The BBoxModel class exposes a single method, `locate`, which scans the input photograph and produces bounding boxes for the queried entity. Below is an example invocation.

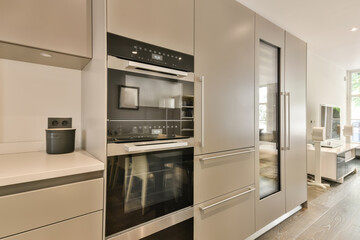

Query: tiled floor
[258,159,360,240]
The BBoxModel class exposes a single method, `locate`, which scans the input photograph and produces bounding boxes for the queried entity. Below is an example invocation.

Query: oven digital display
[152,53,163,61]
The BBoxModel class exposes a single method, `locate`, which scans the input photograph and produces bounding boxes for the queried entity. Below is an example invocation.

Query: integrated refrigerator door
[284,32,307,212]
[255,14,286,230]
[194,0,255,156]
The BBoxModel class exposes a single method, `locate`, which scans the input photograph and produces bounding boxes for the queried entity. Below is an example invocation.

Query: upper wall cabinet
[0,0,92,70]
[107,0,194,55]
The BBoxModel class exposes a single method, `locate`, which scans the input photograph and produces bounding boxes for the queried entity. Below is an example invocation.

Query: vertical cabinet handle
[200,76,205,148]
[281,92,286,151]
[286,92,291,150]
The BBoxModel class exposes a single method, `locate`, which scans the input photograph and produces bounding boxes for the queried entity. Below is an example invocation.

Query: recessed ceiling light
[351,27,358,32]
[40,52,52,57]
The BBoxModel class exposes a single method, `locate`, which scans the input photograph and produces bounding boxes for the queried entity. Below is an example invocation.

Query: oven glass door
[106,147,193,236]
[107,68,194,143]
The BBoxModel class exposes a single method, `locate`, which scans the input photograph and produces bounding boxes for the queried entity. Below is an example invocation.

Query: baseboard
[245,205,303,240]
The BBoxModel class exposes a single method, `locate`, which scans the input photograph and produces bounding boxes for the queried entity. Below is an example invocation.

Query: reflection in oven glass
[106,148,193,236]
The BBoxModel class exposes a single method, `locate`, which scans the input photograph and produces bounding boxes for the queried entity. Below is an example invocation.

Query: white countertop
[307,143,360,154]
[0,150,104,187]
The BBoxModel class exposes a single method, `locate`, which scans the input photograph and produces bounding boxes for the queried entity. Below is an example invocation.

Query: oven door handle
[126,61,188,77]
[124,141,189,152]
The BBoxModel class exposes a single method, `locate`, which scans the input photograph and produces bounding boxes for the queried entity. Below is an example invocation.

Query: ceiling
[237,0,360,70]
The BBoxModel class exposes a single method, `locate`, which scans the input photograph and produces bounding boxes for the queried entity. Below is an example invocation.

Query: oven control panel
[107,32,194,72]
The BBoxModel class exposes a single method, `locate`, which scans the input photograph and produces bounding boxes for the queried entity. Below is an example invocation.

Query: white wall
[307,50,347,142]
[0,59,82,154]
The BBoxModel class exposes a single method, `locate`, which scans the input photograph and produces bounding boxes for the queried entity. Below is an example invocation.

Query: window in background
[259,86,268,131]
[350,72,360,142]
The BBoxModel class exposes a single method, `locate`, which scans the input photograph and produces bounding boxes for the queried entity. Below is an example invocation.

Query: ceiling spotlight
[40,52,52,57]
[351,27,358,32]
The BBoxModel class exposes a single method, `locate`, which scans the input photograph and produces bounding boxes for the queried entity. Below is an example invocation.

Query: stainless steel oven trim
[106,207,193,240]
[127,61,188,77]
[124,141,188,152]
[107,138,194,156]
[108,56,194,82]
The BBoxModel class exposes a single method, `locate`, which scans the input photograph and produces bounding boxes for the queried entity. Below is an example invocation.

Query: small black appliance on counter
[46,117,75,154]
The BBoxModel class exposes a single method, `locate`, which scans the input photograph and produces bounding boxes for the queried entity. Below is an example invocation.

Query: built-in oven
[106,143,193,238]
[107,33,194,144]
[106,33,195,239]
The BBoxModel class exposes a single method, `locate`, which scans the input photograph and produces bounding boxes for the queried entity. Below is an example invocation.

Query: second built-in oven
[106,144,194,237]
[106,33,195,239]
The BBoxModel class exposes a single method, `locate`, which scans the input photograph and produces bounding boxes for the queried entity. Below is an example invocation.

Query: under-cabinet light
[40,52,52,58]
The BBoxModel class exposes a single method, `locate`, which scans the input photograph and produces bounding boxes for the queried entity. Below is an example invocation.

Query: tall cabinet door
[194,0,255,156]
[255,14,286,230]
[284,32,307,211]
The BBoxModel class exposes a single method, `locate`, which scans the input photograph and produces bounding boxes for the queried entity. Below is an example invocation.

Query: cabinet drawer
[194,149,254,204]
[4,211,102,240]
[194,187,255,240]
[0,178,103,239]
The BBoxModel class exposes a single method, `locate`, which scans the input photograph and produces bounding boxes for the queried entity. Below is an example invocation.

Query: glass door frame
[258,39,282,200]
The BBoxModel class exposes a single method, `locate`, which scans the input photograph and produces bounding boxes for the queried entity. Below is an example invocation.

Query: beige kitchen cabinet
[0,178,103,239]
[194,148,255,205]
[4,211,103,240]
[107,0,194,55]
[194,0,255,156]
[0,0,92,69]
[194,187,255,240]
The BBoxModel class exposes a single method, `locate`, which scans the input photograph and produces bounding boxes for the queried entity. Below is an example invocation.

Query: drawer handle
[199,149,255,161]
[200,187,255,212]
